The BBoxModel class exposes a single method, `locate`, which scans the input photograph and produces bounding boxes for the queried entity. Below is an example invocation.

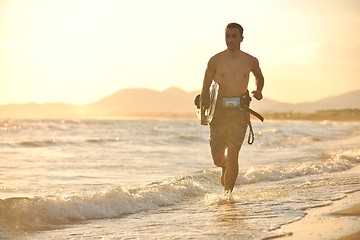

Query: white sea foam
[3,148,358,234]
[241,149,360,184]
[0,176,209,233]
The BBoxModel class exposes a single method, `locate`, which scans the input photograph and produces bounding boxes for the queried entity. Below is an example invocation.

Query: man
[200,23,264,193]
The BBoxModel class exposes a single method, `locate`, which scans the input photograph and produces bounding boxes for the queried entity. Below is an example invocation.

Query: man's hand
[201,96,210,109]
[251,90,263,100]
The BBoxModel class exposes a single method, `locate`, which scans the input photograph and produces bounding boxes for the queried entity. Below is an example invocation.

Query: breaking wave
[1,149,359,235]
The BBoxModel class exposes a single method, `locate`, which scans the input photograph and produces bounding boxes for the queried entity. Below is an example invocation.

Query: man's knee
[227,145,240,164]
[211,147,227,167]
[212,150,225,167]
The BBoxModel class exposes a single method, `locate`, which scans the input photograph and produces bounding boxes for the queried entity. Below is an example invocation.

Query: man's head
[225,23,244,51]
[226,23,243,36]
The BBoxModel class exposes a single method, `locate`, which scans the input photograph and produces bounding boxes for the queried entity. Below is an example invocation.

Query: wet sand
[279,166,360,240]
[335,204,360,240]
[338,230,360,240]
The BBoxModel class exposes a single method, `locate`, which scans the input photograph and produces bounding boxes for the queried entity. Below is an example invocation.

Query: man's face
[225,28,243,50]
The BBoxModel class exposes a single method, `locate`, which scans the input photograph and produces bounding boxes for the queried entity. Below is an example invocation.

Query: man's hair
[226,23,244,36]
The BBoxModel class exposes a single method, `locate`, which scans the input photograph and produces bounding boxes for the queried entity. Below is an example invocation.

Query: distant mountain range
[250,89,360,112]
[1,88,359,119]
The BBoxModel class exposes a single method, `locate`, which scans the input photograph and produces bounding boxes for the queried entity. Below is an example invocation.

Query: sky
[1,0,360,105]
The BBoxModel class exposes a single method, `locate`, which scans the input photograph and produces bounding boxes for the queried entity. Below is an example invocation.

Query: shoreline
[279,191,360,240]
[278,166,360,240]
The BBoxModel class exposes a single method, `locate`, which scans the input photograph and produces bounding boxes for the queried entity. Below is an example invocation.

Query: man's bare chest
[216,61,251,79]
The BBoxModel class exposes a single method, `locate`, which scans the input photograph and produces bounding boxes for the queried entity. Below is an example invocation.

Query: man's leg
[212,146,227,186]
[224,144,240,192]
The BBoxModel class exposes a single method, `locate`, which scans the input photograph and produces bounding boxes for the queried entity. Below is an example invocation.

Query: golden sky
[1,0,359,105]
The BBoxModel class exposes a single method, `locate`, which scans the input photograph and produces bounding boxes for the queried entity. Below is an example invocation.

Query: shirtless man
[200,23,264,193]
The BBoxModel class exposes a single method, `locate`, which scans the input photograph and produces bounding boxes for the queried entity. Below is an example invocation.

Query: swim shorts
[209,108,248,155]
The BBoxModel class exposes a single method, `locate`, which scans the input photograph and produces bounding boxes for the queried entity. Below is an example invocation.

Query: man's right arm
[201,58,216,109]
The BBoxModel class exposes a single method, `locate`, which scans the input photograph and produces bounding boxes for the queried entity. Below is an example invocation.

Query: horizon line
[1,87,359,107]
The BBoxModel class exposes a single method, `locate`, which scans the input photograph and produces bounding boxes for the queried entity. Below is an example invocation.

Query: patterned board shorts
[209,108,249,155]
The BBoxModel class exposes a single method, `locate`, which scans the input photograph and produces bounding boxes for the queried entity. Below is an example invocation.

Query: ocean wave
[261,135,322,148]
[18,140,59,148]
[240,149,360,184]
[2,138,124,148]
[85,138,123,144]
[178,135,204,142]
[0,148,359,235]
[0,177,208,234]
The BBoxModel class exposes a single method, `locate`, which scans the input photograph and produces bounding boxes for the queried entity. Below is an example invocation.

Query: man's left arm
[251,57,264,100]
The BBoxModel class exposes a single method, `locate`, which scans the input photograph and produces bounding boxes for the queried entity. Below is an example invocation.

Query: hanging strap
[247,120,255,145]
[241,106,264,122]
[238,92,261,145]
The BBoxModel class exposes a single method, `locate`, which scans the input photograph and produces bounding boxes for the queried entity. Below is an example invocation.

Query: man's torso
[213,50,254,98]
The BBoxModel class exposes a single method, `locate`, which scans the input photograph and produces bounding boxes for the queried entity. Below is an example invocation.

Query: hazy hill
[89,87,198,115]
[91,88,360,115]
[0,88,359,119]
[251,90,360,112]
[297,90,360,112]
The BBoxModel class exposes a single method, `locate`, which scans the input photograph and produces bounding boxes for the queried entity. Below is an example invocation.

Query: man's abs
[215,76,250,97]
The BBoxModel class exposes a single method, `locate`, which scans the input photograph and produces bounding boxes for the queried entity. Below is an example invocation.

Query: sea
[1,118,360,239]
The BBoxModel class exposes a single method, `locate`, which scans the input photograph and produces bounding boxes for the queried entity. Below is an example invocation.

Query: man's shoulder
[211,50,227,59]
[241,50,257,60]
[241,51,259,66]
[209,50,228,64]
